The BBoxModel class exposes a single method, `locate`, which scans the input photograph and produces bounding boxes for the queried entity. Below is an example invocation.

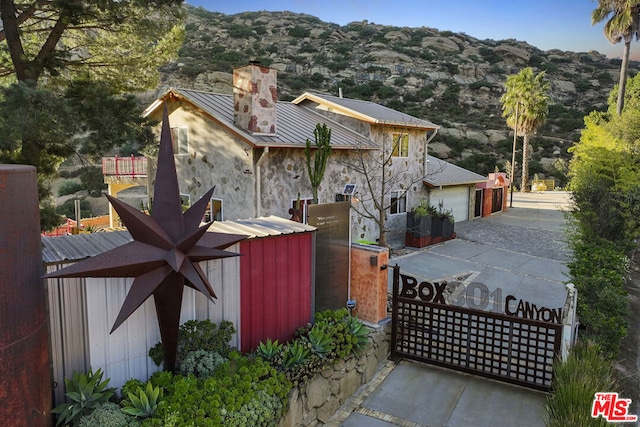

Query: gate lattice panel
[391,268,562,391]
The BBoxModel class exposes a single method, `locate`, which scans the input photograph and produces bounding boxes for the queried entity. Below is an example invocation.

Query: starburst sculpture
[45,105,246,372]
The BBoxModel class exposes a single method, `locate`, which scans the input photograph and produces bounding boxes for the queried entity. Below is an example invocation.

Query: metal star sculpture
[45,105,246,372]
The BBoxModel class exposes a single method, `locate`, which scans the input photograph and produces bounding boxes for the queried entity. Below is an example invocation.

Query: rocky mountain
[154,5,639,186]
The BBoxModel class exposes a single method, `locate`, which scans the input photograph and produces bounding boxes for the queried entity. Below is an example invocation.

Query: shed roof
[292,92,440,130]
[424,155,487,187]
[42,216,315,264]
[144,88,377,150]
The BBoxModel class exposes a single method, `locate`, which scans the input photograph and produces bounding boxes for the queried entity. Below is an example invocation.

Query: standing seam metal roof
[293,92,440,130]
[155,88,377,150]
[424,155,487,187]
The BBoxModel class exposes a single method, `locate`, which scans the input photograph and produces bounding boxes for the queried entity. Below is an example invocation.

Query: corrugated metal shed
[42,216,316,264]
[145,88,377,150]
[424,155,487,187]
[292,92,440,130]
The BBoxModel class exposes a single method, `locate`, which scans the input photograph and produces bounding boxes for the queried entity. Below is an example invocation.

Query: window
[290,197,314,224]
[391,133,409,158]
[389,191,407,215]
[171,127,189,155]
[204,198,223,222]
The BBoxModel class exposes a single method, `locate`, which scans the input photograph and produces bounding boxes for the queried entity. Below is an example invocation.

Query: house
[128,63,484,245]
[422,155,487,222]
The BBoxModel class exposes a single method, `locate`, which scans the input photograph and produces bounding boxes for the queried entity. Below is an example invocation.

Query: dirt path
[616,248,640,419]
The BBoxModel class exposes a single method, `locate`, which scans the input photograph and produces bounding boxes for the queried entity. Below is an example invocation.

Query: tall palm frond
[592,0,640,114]
[501,67,550,192]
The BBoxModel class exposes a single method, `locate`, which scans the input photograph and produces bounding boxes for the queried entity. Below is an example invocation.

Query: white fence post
[561,283,578,360]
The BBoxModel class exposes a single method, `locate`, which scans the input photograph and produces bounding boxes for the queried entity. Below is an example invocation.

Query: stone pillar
[0,165,52,426]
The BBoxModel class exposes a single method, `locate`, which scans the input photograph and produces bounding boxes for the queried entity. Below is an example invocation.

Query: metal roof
[42,216,316,264]
[42,231,133,264]
[424,155,487,187]
[208,215,316,238]
[292,92,440,130]
[145,88,377,150]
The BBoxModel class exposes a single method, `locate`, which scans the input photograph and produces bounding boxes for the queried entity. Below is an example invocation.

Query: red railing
[102,155,148,178]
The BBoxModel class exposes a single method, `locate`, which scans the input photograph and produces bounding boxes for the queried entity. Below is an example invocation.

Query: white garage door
[431,186,470,222]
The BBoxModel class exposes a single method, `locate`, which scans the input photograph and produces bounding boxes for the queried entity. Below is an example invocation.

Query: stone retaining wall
[278,323,391,427]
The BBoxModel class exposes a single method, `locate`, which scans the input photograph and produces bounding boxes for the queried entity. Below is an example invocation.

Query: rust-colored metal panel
[240,233,313,352]
[0,165,52,426]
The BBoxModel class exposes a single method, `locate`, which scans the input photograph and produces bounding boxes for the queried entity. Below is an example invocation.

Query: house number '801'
[399,275,503,313]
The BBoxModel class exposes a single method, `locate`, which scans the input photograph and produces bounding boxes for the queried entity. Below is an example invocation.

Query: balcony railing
[102,155,148,178]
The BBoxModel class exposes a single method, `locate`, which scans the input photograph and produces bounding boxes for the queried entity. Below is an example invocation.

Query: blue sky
[185,0,632,59]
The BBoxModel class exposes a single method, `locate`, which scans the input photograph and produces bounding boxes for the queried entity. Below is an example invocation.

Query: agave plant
[51,368,116,426]
[257,338,283,362]
[345,315,370,354]
[281,341,311,369]
[121,381,164,419]
[305,325,334,358]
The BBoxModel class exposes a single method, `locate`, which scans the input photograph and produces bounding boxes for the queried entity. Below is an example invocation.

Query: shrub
[179,350,226,379]
[149,353,291,426]
[78,166,107,197]
[149,319,236,368]
[55,199,92,219]
[57,180,84,197]
[288,26,310,38]
[77,402,133,427]
[121,378,145,400]
[545,342,616,427]
[51,368,116,426]
[568,234,630,357]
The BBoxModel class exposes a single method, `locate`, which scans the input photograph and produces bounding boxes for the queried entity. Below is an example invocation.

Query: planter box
[406,212,432,238]
[431,216,443,238]
[442,218,454,239]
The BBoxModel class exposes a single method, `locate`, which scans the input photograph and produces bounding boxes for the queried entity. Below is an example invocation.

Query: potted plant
[405,201,437,247]
[406,200,432,237]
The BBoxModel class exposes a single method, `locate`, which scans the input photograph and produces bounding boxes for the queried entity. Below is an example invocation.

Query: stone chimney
[233,62,277,135]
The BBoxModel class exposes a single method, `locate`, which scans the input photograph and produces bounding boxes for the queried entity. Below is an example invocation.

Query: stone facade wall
[277,323,391,427]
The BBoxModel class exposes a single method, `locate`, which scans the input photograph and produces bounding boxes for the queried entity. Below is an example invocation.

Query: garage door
[430,186,469,222]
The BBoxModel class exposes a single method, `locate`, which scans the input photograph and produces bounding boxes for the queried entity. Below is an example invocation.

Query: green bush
[545,342,616,427]
[79,166,107,197]
[55,199,92,220]
[77,402,134,427]
[288,26,310,38]
[148,353,291,426]
[179,350,226,379]
[57,180,84,197]
[148,319,236,368]
[568,234,630,357]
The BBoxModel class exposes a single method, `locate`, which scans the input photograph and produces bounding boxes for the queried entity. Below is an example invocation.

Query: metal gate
[390,267,562,391]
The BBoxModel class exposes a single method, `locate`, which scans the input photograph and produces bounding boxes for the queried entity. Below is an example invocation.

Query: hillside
[153,6,638,185]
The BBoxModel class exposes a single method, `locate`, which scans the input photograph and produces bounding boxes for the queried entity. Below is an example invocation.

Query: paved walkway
[328,191,572,427]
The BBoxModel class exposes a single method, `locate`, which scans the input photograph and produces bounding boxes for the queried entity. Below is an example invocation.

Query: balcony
[102,155,148,178]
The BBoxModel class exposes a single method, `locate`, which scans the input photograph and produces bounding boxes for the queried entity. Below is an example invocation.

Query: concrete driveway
[328,192,572,427]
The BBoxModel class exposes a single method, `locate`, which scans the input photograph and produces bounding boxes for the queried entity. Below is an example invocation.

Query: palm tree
[592,0,640,115]
[501,67,550,193]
